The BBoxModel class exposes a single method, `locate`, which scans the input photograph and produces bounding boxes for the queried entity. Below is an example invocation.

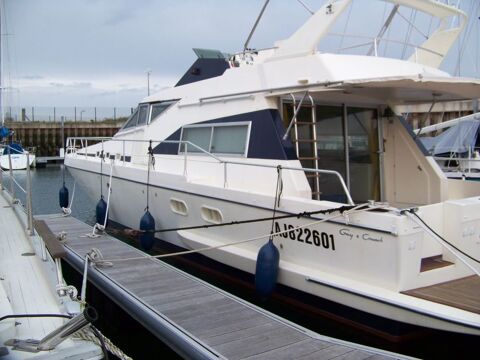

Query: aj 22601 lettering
[274,222,335,250]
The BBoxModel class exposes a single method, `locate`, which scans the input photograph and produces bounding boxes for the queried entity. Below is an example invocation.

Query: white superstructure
[66,0,480,337]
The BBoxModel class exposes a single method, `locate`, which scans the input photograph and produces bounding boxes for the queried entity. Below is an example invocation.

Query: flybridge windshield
[315,0,467,68]
[120,100,177,132]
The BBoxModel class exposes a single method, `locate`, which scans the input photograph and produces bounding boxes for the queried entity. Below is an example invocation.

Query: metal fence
[3,106,134,123]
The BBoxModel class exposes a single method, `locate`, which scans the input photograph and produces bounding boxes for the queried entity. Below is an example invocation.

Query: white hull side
[67,160,480,336]
[0,153,36,170]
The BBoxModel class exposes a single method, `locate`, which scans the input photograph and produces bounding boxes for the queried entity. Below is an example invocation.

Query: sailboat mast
[0,0,3,126]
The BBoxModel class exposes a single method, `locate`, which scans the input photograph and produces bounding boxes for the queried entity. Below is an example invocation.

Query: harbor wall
[4,121,123,157]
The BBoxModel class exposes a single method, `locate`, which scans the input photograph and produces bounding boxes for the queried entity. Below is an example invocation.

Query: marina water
[5,165,478,359]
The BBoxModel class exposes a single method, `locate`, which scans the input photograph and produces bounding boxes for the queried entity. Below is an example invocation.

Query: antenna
[0,0,3,126]
[243,0,270,52]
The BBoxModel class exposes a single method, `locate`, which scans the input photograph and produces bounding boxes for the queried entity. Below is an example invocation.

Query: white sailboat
[65,0,480,337]
[0,139,36,170]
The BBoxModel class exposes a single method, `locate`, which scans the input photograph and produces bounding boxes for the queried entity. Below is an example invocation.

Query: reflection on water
[1,165,95,224]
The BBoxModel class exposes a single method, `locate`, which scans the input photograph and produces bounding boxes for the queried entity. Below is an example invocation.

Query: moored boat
[0,127,36,170]
[65,0,480,337]
[0,170,103,359]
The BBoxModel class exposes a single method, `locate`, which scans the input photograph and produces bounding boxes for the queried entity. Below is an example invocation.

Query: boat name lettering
[274,222,335,250]
[339,228,353,240]
[362,234,383,242]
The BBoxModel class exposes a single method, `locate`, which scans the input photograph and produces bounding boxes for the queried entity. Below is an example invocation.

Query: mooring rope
[75,327,132,360]
[61,181,76,216]
[269,166,283,238]
[90,203,385,266]
[102,160,114,229]
[89,160,114,237]
[130,203,363,235]
[146,140,154,211]
[100,148,104,199]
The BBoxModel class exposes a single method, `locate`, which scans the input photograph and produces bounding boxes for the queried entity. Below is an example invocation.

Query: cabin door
[283,103,380,203]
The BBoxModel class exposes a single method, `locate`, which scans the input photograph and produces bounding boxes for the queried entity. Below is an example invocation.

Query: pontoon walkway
[36,214,409,360]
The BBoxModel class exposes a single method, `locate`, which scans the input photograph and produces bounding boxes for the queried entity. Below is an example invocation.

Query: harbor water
[4,165,478,359]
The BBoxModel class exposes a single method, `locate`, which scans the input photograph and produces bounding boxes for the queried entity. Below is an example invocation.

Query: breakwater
[5,121,123,157]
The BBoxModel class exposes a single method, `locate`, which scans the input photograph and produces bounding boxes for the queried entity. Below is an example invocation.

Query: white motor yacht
[65,0,480,337]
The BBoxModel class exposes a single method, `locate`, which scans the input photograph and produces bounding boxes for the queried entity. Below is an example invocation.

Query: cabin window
[179,123,250,156]
[150,102,172,122]
[120,100,178,131]
[123,109,139,129]
[137,104,149,126]
[211,125,248,154]
[182,127,212,153]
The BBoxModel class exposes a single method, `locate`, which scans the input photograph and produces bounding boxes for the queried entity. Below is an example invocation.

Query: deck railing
[66,137,354,205]
[327,33,444,61]
[434,146,480,175]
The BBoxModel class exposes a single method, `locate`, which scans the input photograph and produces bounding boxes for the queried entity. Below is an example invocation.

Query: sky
[2,0,479,109]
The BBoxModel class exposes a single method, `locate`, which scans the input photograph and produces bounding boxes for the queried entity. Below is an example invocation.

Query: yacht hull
[67,160,480,337]
[0,153,36,170]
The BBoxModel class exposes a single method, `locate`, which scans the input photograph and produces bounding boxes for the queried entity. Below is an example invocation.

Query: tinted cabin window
[180,123,249,156]
[137,104,149,126]
[123,109,139,129]
[151,103,170,122]
[182,127,212,153]
[211,125,248,154]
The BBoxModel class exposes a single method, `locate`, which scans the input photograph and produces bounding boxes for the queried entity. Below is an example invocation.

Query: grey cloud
[48,81,92,89]
[21,75,44,80]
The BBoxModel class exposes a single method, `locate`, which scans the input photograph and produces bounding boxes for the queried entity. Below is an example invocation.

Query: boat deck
[36,214,406,360]
[403,276,480,314]
[0,191,101,359]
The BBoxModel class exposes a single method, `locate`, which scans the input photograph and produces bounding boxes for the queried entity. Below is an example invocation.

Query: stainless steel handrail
[328,33,444,59]
[66,136,355,205]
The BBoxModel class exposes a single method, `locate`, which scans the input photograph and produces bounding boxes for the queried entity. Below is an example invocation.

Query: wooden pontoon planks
[403,276,480,314]
[35,214,401,360]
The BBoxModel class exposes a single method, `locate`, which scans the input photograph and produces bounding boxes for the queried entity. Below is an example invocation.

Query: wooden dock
[36,214,407,360]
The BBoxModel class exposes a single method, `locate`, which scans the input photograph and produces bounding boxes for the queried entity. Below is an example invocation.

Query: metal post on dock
[26,152,34,235]
[61,116,65,156]
[7,147,15,202]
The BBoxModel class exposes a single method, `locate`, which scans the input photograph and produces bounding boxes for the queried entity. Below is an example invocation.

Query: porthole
[201,206,223,224]
[169,198,188,216]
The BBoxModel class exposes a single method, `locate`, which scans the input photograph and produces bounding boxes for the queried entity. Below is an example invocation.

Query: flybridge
[234,0,467,69]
